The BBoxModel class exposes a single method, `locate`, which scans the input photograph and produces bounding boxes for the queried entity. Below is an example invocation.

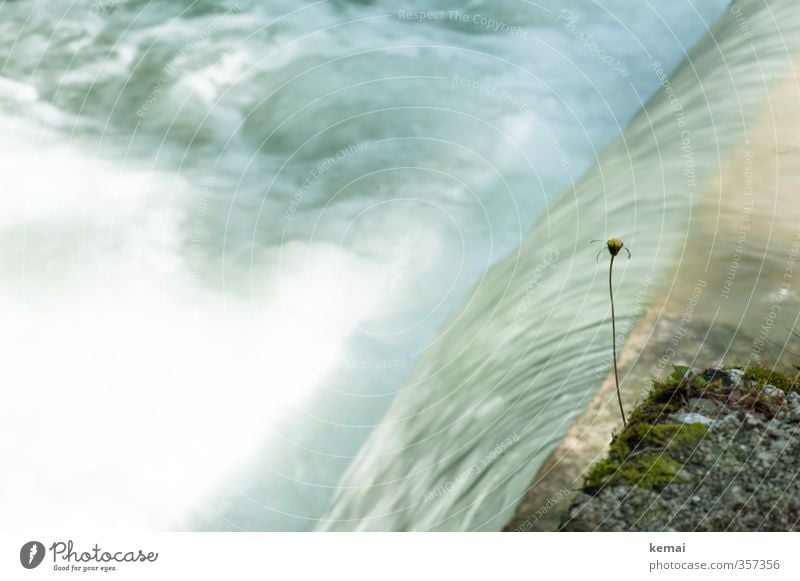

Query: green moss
[584,364,798,495]
[584,368,708,493]
[626,422,708,449]
[742,366,799,393]
[584,421,707,492]
[668,366,691,385]
[625,372,688,427]
[616,454,686,490]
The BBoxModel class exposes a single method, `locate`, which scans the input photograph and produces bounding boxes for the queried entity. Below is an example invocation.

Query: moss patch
[584,366,708,493]
[742,366,800,394]
[624,367,691,426]
[582,365,800,495]
[585,422,707,492]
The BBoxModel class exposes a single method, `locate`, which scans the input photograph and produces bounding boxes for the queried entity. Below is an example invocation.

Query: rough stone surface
[561,367,800,531]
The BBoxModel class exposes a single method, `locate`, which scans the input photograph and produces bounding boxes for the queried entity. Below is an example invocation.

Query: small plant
[593,238,631,428]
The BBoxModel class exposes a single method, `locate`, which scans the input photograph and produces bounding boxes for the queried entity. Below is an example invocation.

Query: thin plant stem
[609,254,627,428]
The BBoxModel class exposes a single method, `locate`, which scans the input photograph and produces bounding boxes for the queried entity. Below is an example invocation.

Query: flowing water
[0,0,730,530]
[319,0,800,531]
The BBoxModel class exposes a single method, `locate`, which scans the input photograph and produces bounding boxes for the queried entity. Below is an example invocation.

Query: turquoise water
[0,0,728,530]
[320,0,800,530]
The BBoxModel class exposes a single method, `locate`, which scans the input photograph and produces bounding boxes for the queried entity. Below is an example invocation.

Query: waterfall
[318,0,800,531]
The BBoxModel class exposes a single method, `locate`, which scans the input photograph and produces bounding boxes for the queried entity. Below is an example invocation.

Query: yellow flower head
[591,237,630,262]
[606,238,624,256]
